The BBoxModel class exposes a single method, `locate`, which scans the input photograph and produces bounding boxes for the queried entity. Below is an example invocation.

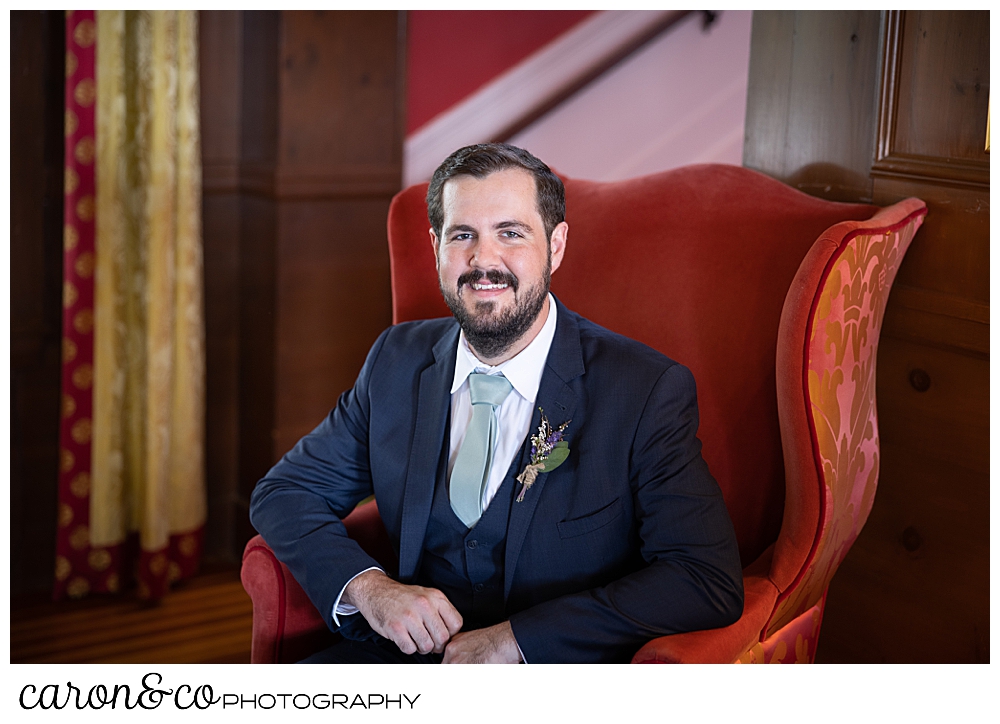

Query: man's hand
[343,570,463,655]
[442,621,522,664]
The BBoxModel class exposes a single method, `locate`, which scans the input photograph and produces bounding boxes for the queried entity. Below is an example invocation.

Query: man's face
[431,168,567,361]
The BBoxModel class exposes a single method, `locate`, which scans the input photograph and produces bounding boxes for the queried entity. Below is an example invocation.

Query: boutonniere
[515,408,571,503]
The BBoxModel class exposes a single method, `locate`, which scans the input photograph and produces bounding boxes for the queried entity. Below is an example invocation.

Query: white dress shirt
[332,294,558,626]
[448,292,558,512]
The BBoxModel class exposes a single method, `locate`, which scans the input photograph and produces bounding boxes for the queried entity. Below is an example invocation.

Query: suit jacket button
[473,583,485,592]
[466,540,478,549]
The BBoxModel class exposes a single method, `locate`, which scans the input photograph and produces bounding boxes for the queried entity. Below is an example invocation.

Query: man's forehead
[441,168,539,213]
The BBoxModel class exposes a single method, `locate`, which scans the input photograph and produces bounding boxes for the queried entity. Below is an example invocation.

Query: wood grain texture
[234,12,282,539]
[873,10,989,188]
[874,169,990,308]
[744,10,882,203]
[892,11,990,164]
[225,12,403,553]
[745,10,989,662]
[11,570,253,664]
[201,10,244,565]
[818,340,989,663]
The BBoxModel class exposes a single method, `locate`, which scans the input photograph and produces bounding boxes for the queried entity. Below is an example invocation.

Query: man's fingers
[400,606,445,655]
[419,613,449,653]
[407,625,435,655]
[354,579,463,655]
[422,587,463,636]
[387,615,435,656]
[439,601,464,636]
[392,633,417,656]
[403,588,462,653]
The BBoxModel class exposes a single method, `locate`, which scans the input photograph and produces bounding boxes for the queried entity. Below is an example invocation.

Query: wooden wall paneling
[872,10,989,304]
[229,11,405,553]
[270,11,401,463]
[278,11,404,174]
[274,198,396,456]
[817,10,990,662]
[876,179,989,307]
[235,11,282,550]
[744,10,989,662]
[200,10,244,564]
[743,10,882,203]
[882,10,990,170]
[10,11,66,597]
[819,338,989,662]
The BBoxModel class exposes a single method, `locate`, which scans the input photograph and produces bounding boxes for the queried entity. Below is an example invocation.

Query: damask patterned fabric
[739,601,824,664]
[54,10,205,601]
[766,204,926,635]
[55,10,100,601]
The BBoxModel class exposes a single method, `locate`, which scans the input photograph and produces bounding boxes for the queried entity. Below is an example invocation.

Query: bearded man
[249,143,743,663]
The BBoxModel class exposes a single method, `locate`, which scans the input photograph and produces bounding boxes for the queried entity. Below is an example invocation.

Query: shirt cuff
[331,566,383,627]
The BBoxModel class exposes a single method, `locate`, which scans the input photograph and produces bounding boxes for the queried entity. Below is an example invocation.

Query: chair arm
[242,536,333,663]
[241,499,394,663]
[631,572,779,663]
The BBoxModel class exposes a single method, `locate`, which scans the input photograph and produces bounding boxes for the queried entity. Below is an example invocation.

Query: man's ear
[429,228,440,269]
[549,221,568,274]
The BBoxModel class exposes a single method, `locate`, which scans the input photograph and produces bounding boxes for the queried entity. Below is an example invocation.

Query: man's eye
[500,230,522,239]
[451,233,473,241]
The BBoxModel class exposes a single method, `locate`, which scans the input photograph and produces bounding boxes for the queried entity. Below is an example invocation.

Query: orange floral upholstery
[241,164,925,663]
[766,202,926,635]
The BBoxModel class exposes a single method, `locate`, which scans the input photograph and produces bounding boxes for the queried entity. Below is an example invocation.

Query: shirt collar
[451,293,558,402]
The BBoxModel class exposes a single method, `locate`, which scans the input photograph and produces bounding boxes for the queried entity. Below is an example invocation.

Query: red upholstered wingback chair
[241,164,925,663]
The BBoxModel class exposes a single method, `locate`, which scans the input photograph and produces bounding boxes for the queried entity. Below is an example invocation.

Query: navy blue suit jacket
[249,298,743,663]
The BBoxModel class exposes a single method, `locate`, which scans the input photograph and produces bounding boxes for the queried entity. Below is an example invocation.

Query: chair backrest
[766,199,926,635]
[387,164,877,567]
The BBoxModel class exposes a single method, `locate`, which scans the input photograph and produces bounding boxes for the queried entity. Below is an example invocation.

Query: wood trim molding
[883,283,989,357]
[875,10,903,164]
[203,162,241,194]
[237,163,403,199]
[403,10,689,186]
[872,10,989,189]
[871,152,989,189]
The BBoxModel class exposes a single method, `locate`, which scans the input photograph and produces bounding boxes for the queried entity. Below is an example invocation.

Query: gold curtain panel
[92,11,205,580]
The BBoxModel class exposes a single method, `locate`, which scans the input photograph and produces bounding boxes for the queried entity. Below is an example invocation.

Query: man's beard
[440,264,550,361]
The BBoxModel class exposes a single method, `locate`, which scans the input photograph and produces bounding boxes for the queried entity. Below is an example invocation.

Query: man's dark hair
[426,143,565,241]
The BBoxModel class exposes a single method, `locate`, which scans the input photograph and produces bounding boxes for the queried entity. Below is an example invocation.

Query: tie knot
[468,373,513,407]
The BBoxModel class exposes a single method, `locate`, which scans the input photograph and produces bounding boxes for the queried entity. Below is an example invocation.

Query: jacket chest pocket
[556,497,623,539]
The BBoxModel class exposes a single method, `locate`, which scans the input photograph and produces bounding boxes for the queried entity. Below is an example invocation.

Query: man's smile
[457,269,519,301]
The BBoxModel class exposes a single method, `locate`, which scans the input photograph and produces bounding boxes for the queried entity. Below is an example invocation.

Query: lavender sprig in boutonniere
[515,408,571,503]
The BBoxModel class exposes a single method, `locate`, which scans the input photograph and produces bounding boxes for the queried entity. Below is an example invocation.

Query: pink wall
[510,11,753,180]
[406,10,594,134]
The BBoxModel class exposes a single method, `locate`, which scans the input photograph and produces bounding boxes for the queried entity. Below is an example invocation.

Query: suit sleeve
[508,363,744,662]
[249,328,390,631]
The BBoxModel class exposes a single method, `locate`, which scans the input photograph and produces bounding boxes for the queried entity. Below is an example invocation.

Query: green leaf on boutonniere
[539,444,569,472]
[516,410,572,503]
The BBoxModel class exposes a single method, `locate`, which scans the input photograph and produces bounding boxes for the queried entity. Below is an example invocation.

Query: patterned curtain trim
[55,9,100,601]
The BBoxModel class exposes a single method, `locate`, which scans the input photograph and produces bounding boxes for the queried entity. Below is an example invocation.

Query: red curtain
[55,10,110,600]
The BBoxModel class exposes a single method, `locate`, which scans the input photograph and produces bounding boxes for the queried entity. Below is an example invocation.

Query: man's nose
[470,237,502,269]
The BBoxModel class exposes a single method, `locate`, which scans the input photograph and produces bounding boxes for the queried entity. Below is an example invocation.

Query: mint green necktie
[450,373,513,528]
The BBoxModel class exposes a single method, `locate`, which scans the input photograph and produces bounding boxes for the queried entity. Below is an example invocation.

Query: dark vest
[416,453,520,631]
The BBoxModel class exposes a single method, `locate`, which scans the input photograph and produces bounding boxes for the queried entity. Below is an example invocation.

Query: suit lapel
[397,325,458,582]
[504,299,585,600]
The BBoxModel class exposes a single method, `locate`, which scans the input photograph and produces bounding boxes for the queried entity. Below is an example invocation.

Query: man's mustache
[457,269,519,291]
